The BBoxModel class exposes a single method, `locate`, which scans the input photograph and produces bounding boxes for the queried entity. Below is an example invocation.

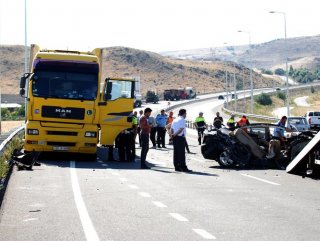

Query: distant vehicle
[163,87,196,101]
[145,91,159,103]
[276,88,281,91]
[218,95,224,100]
[134,93,142,107]
[164,89,181,101]
[231,94,237,99]
[305,111,320,130]
[286,117,310,132]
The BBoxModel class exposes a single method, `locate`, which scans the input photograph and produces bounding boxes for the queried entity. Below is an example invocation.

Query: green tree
[255,93,272,105]
[289,65,294,77]
[275,68,285,76]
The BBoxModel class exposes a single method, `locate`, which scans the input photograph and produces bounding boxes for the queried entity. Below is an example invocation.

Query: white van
[305,111,320,129]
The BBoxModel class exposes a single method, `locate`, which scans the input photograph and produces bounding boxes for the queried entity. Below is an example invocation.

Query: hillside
[162,35,320,71]
[0,45,281,102]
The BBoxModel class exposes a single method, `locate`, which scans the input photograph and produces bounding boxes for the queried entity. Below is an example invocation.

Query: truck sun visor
[33,59,99,74]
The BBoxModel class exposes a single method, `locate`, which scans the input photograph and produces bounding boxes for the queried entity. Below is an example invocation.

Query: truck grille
[42,106,85,120]
[47,131,77,136]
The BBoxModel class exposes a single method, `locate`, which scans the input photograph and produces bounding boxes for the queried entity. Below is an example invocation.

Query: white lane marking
[119,178,128,182]
[169,213,189,222]
[152,201,167,208]
[70,161,100,241]
[241,173,280,186]
[23,218,38,222]
[111,172,120,176]
[193,229,216,240]
[97,160,103,163]
[138,192,152,198]
[101,164,108,167]
[128,184,139,189]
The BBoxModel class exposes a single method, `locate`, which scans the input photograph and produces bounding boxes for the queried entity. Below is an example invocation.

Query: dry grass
[1,121,24,134]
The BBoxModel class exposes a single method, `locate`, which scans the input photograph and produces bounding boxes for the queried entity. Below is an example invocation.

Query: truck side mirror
[20,88,25,97]
[20,73,32,96]
[20,76,27,89]
[104,82,113,100]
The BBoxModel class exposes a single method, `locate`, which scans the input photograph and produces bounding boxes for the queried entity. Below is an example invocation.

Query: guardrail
[0,126,25,207]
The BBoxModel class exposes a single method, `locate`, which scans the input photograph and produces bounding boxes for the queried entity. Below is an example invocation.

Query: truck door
[99,78,134,145]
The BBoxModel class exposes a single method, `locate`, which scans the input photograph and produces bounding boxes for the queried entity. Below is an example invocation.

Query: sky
[0,0,319,53]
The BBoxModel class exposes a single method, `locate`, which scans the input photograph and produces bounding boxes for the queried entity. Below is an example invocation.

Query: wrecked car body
[201,123,316,170]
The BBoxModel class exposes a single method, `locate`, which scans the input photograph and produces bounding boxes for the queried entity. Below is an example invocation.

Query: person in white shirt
[169,109,192,172]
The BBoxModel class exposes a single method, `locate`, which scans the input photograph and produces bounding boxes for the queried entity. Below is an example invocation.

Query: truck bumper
[24,121,98,154]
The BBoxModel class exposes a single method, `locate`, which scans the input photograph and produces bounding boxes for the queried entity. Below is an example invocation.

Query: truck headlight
[27,129,39,135]
[85,131,97,138]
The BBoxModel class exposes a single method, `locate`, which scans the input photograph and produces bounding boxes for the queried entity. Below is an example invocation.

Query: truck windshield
[32,70,98,100]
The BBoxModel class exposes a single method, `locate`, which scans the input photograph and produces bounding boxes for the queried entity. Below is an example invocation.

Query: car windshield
[31,60,98,100]
[288,118,307,125]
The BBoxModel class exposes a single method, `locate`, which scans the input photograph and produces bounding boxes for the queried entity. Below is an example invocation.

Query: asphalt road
[1,98,320,241]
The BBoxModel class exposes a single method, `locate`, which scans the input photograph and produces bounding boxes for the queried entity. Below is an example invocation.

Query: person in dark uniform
[194,112,207,145]
[115,130,133,162]
[156,109,168,148]
[213,112,224,129]
[169,109,192,172]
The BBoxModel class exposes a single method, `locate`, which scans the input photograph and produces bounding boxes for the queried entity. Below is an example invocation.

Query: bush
[275,68,285,76]
[276,91,286,101]
[255,93,272,105]
[0,136,24,179]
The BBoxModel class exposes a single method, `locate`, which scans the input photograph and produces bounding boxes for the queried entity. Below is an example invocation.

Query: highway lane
[1,94,320,241]
[1,133,320,241]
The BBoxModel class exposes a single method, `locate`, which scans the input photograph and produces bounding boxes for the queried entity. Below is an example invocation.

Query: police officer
[227,114,236,131]
[156,109,168,148]
[194,112,207,145]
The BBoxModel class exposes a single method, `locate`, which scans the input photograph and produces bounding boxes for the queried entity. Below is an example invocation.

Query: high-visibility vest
[132,116,138,125]
[237,117,248,127]
[195,117,206,128]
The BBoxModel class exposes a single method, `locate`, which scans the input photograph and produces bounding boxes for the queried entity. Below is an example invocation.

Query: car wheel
[218,150,235,167]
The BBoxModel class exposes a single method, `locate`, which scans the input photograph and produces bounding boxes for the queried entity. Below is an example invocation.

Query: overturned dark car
[201,124,318,173]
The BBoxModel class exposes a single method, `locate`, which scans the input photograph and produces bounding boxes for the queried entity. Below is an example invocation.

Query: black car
[201,123,314,169]
[218,95,224,100]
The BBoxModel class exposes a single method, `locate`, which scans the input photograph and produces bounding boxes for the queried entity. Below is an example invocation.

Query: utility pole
[234,62,237,112]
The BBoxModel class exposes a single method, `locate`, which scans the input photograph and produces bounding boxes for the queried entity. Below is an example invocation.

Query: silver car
[286,117,310,132]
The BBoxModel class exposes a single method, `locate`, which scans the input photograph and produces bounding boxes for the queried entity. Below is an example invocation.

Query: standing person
[273,116,289,148]
[131,111,139,161]
[213,112,224,129]
[236,115,250,132]
[227,114,236,131]
[139,108,152,169]
[137,109,144,146]
[156,109,168,148]
[194,112,207,145]
[148,115,157,148]
[169,109,192,172]
[166,111,175,145]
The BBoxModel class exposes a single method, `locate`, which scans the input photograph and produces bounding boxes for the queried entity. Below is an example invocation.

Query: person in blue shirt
[273,116,289,148]
[156,109,168,148]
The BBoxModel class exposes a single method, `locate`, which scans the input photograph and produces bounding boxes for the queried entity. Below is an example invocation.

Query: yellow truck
[19,45,135,157]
